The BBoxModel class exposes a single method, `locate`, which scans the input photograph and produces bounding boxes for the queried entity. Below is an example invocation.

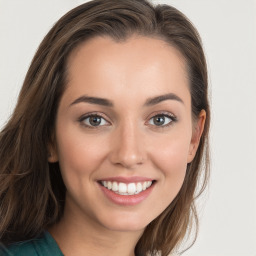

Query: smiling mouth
[99,180,155,196]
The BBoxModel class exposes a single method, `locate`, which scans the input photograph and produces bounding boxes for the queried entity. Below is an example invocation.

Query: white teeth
[107,181,112,190]
[127,183,136,195]
[136,183,143,193]
[101,180,153,195]
[119,183,127,193]
[112,181,118,192]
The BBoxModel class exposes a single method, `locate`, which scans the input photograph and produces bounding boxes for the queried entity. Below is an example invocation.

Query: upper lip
[98,176,155,183]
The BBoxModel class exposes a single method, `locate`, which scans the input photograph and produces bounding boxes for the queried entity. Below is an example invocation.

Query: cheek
[151,131,190,168]
[149,133,191,190]
[55,124,108,183]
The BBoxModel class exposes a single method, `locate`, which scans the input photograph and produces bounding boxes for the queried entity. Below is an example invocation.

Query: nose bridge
[109,117,146,168]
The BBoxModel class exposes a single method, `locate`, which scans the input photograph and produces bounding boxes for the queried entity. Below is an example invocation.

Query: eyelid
[146,111,177,127]
[78,112,111,128]
[78,111,177,129]
[147,111,177,121]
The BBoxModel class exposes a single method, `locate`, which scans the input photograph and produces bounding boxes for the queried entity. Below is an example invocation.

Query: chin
[98,211,151,233]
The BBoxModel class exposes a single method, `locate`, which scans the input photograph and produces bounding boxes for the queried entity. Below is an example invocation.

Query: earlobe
[187,110,206,163]
[48,151,58,163]
[47,141,59,163]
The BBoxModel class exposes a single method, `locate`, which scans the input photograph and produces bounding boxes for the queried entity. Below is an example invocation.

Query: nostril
[109,154,147,169]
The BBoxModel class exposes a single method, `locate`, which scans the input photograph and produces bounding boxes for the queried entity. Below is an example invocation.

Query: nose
[109,121,147,169]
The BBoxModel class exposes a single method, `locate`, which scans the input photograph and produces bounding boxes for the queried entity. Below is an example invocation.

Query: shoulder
[0,231,63,256]
[0,240,37,256]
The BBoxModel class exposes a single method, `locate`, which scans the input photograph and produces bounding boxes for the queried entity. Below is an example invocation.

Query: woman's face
[50,35,204,233]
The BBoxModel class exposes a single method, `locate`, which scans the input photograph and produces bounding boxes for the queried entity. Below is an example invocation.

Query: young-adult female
[0,0,210,255]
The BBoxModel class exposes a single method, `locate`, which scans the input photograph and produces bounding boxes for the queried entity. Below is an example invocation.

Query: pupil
[89,116,101,126]
[154,116,165,126]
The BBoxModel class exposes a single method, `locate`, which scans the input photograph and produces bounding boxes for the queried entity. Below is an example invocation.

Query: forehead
[64,35,190,106]
[67,35,187,76]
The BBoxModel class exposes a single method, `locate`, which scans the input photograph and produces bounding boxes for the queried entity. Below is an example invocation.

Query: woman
[0,0,210,255]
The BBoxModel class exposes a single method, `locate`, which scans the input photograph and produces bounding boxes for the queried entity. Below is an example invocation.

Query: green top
[0,231,64,256]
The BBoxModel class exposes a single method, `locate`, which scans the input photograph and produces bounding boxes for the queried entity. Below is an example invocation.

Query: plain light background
[0,0,255,255]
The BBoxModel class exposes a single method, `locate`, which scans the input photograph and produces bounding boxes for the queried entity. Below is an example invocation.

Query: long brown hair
[0,0,210,255]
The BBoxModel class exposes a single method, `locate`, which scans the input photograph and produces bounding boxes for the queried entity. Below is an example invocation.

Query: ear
[47,138,58,163]
[187,110,206,163]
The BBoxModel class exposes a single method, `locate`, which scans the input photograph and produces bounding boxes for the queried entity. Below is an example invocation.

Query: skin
[48,35,206,256]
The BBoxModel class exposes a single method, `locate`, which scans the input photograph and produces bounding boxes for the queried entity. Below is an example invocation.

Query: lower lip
[98,183,155,206]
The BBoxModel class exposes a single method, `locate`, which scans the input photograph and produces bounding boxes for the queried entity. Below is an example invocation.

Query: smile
[100,180,153,195]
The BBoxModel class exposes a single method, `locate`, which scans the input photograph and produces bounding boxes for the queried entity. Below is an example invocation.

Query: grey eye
[82,115,108,127]
[149,115,173,126]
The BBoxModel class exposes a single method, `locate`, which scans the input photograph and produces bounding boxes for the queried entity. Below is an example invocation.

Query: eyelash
[78,111,177,129]
[78,112,108,129]
[147,112,177,129]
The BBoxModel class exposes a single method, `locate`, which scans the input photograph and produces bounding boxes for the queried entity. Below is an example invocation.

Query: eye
[79,114,109,127]
[148,114,176,127]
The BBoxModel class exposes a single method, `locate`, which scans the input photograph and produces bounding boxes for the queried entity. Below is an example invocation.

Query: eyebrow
[144,93,184,106]
[70,96,113,107]
[69,93,184,107]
